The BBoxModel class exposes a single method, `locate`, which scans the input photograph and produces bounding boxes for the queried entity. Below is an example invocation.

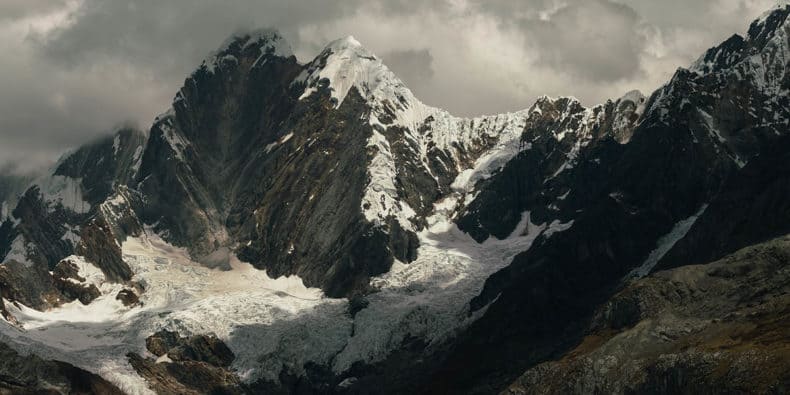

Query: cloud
[0,0,68,21]
[0,0,781,171]
[521,0,646,82]
[383,49,435,89]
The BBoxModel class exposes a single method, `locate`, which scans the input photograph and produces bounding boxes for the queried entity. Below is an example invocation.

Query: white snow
[32,175,91,214]
[3,235,31,265]
[297,37,638,233]
[264,132,294,154]
[0,231,332,393]
[158,115,190,161]
[332,207,546,372]
[70,255,106,287]
[130,145,144,176]
[627,204,709,279]
[543,219,575,238]
[298,36,379,104]
[697,108,748,167]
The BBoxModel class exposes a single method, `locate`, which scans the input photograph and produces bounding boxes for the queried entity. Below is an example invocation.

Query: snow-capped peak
[297,35,419,112]
[330,35,363,49]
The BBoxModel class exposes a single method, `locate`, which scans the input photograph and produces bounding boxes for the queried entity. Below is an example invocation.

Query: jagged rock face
[52,259,101,305]
[146,330,235,367]
[505,235,790,395]
[75,218,132,282]
[0,260,62,310]
[0,128,145,269]
[8,187,78,269]
[134,31,417,296]
[0,256,106,312]
[115,288,140,306]
[128,353,244,395]
[237,88,413,297]
[0,130,145,310]
[136,30,303,257]
[54,128,146,206]
[457,94,644,242]
[130,331,241,394]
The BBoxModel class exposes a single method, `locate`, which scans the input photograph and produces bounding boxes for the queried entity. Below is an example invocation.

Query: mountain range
[0,4,789,394]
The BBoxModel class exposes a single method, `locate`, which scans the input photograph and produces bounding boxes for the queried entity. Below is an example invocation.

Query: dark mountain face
[133,32,422,297]
[0,5,788,395]
[423,6,790,393]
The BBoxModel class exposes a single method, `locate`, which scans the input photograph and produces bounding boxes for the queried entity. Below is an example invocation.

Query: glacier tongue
[0,201,546,393]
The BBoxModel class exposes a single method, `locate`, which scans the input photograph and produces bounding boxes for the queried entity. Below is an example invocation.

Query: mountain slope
[506,234,790,395]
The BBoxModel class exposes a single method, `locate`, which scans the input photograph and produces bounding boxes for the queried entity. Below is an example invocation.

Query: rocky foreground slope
[507,235,790,395]
[0,4,788,394]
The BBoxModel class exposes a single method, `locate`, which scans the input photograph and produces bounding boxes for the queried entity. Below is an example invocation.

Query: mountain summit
[1,5,789,394]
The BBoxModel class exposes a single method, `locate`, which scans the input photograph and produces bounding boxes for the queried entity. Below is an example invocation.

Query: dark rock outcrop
[10,187,79,269]
[505,235,790,395]
[115,288,139,307]
[0,298,14,325]
[145,330,235,367]
[52,259,100,305]
[128,353,243,395]
[0,259,63,310]
[0,341,123,394]
[131,331,240,394]
[75,218,131,282]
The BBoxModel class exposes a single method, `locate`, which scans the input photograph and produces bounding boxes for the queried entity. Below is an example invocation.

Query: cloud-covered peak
[326,35,364,50]
[217,28,294,58]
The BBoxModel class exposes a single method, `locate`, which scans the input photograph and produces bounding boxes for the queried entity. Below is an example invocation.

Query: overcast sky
[0,0,782,172]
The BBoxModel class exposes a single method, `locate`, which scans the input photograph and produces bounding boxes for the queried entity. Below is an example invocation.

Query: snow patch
[113,135,121,156]
[4,235,31,265]
[627,204,709,279]
[543,219,575,238]
[35,175,90,214]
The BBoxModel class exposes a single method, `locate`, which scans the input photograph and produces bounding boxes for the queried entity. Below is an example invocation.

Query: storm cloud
[0,0,780,171]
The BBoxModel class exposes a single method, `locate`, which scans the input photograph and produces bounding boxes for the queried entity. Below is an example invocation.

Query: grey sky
[0,0,781,172]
